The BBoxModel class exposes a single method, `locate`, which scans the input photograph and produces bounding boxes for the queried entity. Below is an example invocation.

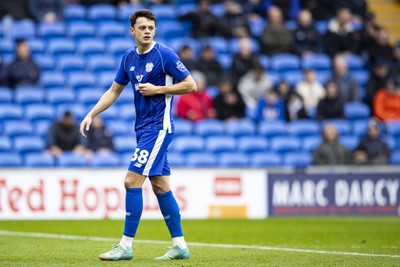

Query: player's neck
[136,41,155,54]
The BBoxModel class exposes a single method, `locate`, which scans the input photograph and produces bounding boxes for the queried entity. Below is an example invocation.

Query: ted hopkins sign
[267,173,400,216]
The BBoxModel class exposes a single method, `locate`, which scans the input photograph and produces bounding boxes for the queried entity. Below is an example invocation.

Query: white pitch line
[0,230,399,259]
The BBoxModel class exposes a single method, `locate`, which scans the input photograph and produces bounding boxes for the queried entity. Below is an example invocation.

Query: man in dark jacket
[214,78,246,120]
[195,45,224,86]
[86,116,114,153]
[293,9,321,56]
[330,56,359,102]
[316,80,345,121]
[366,60,390,108]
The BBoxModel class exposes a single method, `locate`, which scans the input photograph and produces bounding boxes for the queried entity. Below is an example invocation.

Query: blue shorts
[128,130,174,177]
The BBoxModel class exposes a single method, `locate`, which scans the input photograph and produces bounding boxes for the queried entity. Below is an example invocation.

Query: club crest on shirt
[176,61,187,72]
[145,62,154,73]
[129,66,135,71]
[136,75,143,82]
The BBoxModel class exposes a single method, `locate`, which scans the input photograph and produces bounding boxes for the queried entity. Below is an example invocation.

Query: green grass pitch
[0,218,399,266]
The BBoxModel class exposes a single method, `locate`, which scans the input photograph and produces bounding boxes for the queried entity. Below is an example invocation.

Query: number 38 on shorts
[132,148,149,164]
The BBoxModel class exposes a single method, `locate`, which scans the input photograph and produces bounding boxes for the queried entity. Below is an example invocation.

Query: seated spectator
[295,69,325,114]
[394,41,400,85]
[0,56,8,87]
[178,45,197,71]
[0,0,31,20]
[324,8,359,57]
[373,80,400,121]
[214,78,246,121]
[86,116,114,153]
[316,80,345,121]
[330,56,359,102]
[238,61,272,109]
[367,27,394,65]
[28,0,63,23]
[260,6,293,56]
[230,38,260,86]
[276,80,291,102]
[285,90,308,122]
[218,0,250,39]
[255,90,285,121]
[353,119,391,165]
[196,45,224,86]
[179,0,218,39]
[46,111,87,157]
[176,71,215,122]
[301,0,334,20]
[7,39,40,89]
[293,9,322,56]
[313,124,351,165]
[366,60,390,108]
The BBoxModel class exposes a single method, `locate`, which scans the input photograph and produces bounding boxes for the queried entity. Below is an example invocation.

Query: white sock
[119,235,134,250]
[172,236,187,249]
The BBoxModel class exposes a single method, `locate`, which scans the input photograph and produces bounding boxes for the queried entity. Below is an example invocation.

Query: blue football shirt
[114,42,190,133]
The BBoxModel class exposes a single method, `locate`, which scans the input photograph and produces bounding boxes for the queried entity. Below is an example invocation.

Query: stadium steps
[368,0,400,43]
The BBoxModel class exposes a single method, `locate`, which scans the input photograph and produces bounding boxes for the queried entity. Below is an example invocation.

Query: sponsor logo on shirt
[136,75,143,82]
[176,61,187,72]
[145,62,154,73]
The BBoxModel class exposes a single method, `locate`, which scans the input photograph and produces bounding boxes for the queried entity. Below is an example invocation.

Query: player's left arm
[138,75,196,96]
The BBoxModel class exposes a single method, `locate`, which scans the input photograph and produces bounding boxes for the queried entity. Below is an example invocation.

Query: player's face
[131,17,156,48]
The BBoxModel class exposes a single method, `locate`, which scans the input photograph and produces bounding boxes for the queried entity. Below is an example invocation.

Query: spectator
[196,45,224,86]
[214,78,246,121]
[353,119,391,165]
[295,69,325,114]
[7,39,40,89]
[293,9,321,56]
[301,0,334,20]
[330,56,359,102]
[324,8,359,57]
[313,124,351,165]
[178,45,197,71]
[0,56,8,87]
[367,27,394,65]
[218,0,250,39]
[255,90,285,122]
[260,6,293,56]
[179,0,218,39]
[0,0,31,20]
[373,80,400,121]
[46,111,87,157]
[366,60,390,108]
[394,41,400,85]
[285,90,308,122]
[28,0,63,23]
[238,60,272,109]
[86,116,114,153]
[230,38,260,87]
[316,80,345,121]
[176,71,215,122]
[276,80,291,102]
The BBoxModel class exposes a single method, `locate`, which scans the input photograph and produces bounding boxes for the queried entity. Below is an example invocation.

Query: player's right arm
[80,82,125,137]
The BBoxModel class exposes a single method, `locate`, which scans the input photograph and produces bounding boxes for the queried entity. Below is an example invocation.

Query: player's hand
[80,116,92,138]
[138,83,161,96]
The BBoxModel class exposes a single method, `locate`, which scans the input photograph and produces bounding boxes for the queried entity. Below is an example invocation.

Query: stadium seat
[77,39,106,58]
[339,136,359,150]
[158,23,186,40]
[47,39,75,57]
[68,72,96,90]
[315,20,328,34]
[352,119,369,137]
[150,5,177,21]
[107,38,135,58]
[117,5,144,21]
[106,120,130,137]
[114,89,134,106]
[56,104,87,121]
[57,56,86,74]
[384,136,397,151]
[0,87,13,103]
[302,54,331,70]
[38,22,65,40]
[187,152,218,167]
[200,37,229,54]
[270,54,301,73]
[0,39,14,55]
[100,106,118,121]
[174,119,193,136]
[267,71,281,87]
[284,20,297,31]
[193,120,224,137]
[14,87,44,105]
[11,19,35,40]
[229,38,260,54]
[206,136,236,154]
[90,153,120,167]
[315,70,332,84]
[25,153,55,167]
[98,23,126,40]
[168,37,200,57]
[322,119,352,135]
[218,152,249,167]
[344,55,364,70]
[344,102,370,120]
[87,4,117,23]
[176,3,197,16]
[390,151,400,165]
[86,56,116,73]
[67,22,96,40]
[168,152,185,167]
[217,54,232,70]
[28,39,46,55]
[351,70,369,86]
[251,152,282,167]
[173,136,204,154]
[0,105,24,122]
[58,152,87,167]
[0,136,12,152]
[77,90,104,106]
[225,119,256,137]
[0,153,22,167]
[258,121,287,137]
[302,136,322,152]
[259,54,269,69]
[35,121,52,137]
[386,121,400,137]
[283,70,303,87]
[46,90,75,106]
[64,5,86,22]
[34,55,55,71]
[96,72,115,90]
[249,18,266,38]
[113,136,136,154]
[3,121,34,137]
[270,137,301,153]
[14,136,45,154]
[283,152,312,167]
[40,72,65,89]
[237,136,268,153]
[288,120,320,137]
[209,3,225,17]
[25,104,54,122]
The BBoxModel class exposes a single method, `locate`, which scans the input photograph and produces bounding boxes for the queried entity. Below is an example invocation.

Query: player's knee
[124,172,145,189]
[151,183,169,195]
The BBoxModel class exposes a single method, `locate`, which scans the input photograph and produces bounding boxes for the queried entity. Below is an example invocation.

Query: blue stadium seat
[384,136,397,151]
[113,136,136,154]
[344,102,370,120]
[107,38,135,58]
[339,136,359,150]
[15,87,44,105]
[283,152,312,167]
[386,121,400,136]
[351,70,369,86]
[259,54,269,69]
[77,39,106,57]
[56,104,87,122]
[158,23,186,40]
[40,72,65,89]
[0,39,14,55]
[14,136,45,154]
[150,5,177,21]
[187,152,218,167]
[100,106,118,121]
[117,5,144,21]
[46,90,75,106]
[344,55,364,70]
[173,136,204,154]
[114,89,134,106]
[47,39,75,57]
[106,120,130,137]
[64,5,86,22]
[270,137,301,153]
[68,72,96,90]
[283,70,303,86]
[258,121,287,137]
[28,39,46,55]
[284,20,297,31]
[34,55,55,71]
[90,153,120,167]
[174,119,193,136]
[225,119,256,137]
[38,22,65,40]
[390,151,400,165]
[352,119,368,137]
[87,4,117,23]
[11,19,35,40]
[229,38,260,54]
[315,20,328,34]
[0,87,13,103]
[86,56,116,73]
[322,119,351,135]
[200,37,229,54]
[67,22,96,40]
[302,54,331,70]
[168,37,200,57]
[270,54,301,73]
[98,23,126,40]
[288,120,320,137]
[206,136,236,154]
[217,54,232,70]
[209,4,225,17]
[0,105,24,122]
[251,152,282,167]
[0,136,12,152]
[302,136,322,152]
[97,72,115,90]
[267,71,281,87]
[249,18,266,38]
[3,121,33,137]
[238,136,268,153]
[176,3,197,16]
[77,90,104,106]
[58,152,87,167]
[193,120,224,137]
[25,153,55,167]
[168,152,185,167]
[218,152,249,167]
[25,104,54,122]
[315,70,332,84]
[57,56,86,74]
[35,121,52,137]
[0,153,22,167]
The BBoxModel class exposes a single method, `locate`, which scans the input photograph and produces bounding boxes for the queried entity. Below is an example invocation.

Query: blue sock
[156,190,183,238]
[123,188,143,238]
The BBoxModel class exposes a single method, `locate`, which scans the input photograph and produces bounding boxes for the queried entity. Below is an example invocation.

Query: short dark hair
[130,9,156,28]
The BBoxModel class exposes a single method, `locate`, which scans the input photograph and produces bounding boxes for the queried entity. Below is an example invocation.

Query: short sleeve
[114,51,130,85]
[163,47,190,82]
